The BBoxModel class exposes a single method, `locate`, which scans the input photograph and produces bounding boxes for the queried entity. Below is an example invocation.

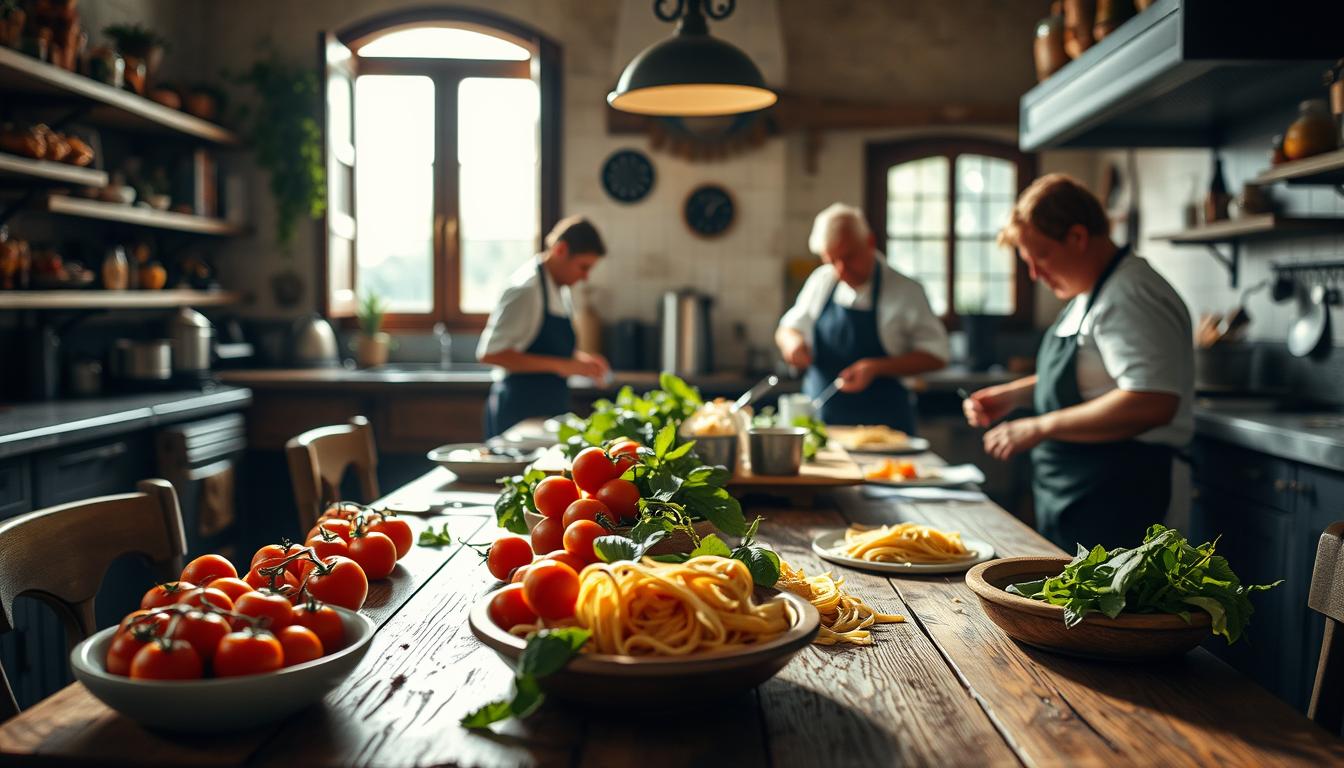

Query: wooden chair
[1308,521,1344,732]
[0,479,187,720]
[285,416,380,532]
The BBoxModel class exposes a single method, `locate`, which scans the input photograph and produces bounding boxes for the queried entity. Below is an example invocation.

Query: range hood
[1020,0,1344,151]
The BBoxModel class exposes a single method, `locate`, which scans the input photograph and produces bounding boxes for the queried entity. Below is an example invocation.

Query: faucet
[433,322,453,370]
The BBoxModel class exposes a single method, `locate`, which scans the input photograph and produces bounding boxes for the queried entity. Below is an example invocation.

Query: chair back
[1308,521,1344,732]
[285,416,379,532]
[0,479,186,720]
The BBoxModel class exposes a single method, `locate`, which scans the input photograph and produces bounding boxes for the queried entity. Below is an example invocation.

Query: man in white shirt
[776,203,948,431]
[477,216,611,437]
[964,173,1193,550]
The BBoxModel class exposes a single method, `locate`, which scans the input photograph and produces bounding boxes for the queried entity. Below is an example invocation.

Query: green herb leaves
[593,531,667,563]
[417,523,454,547]
[460,627,590,728]
[494,468,546,534]
[1007,524,1281,643]
[556,374,703,459]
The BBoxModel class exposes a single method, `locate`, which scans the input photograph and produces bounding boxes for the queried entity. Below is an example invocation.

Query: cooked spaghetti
[775,561,904,645]
[839,425,910,450]
[523,556,792,656]
[839,523,970,564]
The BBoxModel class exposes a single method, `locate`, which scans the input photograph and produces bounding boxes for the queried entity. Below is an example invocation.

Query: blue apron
[803,264,916,432]
[1030,246,1174,551]
[485,264,575,438]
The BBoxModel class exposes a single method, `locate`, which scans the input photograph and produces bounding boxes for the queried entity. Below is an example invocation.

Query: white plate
[862,463,984,488]
[810,529,996,574]
[426,443,541,483]
[841,436,931,455]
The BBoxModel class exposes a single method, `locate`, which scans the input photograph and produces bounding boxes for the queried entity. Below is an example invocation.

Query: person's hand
[780,336,812,369]
[575,350,611,381]
[837,358,879,393]
[963,386,1017,427]
[983,417,1047,460]
[565,353,608,381]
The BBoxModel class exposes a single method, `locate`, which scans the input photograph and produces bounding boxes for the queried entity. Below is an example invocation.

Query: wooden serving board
[530,443,863,488]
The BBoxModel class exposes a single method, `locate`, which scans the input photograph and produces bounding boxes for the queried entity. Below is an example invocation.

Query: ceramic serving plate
[831,429,930,455]
[863,463,985,488]
[70,606,375,732]
[811,529,995,574]
[427,443,542,483]
[469,587,819,705]
[965,557,1212,660]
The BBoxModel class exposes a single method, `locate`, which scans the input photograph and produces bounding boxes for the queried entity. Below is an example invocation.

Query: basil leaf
[593,531,667,563]
[732,545,781,587]
[518,628,591,677]
[684,464,731,488]
[460,698,514,728]
[680,486,747,536]
[647,468,683,501]
[654,422,676,459]
[690,534,732,558]
[417,523,454,547]
[509,674,544,719]
[665,440,695,461]
[648,553,691,564]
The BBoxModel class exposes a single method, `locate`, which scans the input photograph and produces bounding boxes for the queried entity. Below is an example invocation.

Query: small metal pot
[690,434,738,473]
[110,339,172,381]
[168,308,214,374]
[748,427,807,476]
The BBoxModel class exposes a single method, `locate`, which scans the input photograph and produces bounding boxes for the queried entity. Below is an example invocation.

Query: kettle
[660,289,714,376]
[291,314,340,368]
[168,307,214,375]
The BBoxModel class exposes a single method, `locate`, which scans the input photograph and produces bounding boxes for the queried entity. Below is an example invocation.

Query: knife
[732,374,780,412]
[811,377,842,409]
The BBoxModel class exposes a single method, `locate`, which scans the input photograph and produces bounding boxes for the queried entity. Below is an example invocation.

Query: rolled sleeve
[778,267,830,345]
[1090,290,1188,395]
[476,282,541,359]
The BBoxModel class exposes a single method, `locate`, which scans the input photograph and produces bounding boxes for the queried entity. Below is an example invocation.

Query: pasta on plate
[839,523,971,564]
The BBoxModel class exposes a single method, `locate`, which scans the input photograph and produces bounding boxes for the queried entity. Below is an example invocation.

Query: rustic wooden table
[2,467,1342,767]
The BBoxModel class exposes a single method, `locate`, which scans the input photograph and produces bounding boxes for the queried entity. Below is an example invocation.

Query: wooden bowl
[965,557,1212,660]
[469,587,819,705]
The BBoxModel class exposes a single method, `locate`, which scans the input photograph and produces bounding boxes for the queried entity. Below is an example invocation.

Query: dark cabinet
[0,457,30,521]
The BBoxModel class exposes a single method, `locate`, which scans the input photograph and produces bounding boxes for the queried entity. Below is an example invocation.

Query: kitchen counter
[0,386,253,459]
[1194,407,1344,473]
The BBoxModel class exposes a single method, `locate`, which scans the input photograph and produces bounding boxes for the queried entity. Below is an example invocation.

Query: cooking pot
[110,339,172,381]
[168,307,214,374]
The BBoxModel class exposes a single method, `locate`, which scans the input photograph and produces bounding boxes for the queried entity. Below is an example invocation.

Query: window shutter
[320,31,357,318]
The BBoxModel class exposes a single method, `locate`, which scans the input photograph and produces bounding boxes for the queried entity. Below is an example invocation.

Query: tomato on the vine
[366,514,413,559]
[305,528,349,562]
[522,560,580,620]
[533,476,580,519]
[347,530,397,580]
[140,581,196,610]
[530,516,564,554]
[173,610,231,662]
[106,624,160,676]
[486,536,533,581]
[595,478,641,522]
[307,518,353,544]
[234,590,294,631]
[563,520,607,564]
[117,608,168,637]
[488,584,538,631]
[213,630,284,677]
[130,638,203,680]
[509,563,533,584]
[572,447,622,494]
[609,440,641,474]
[562,498,611,528]
[180,554,237,586]
[244,563,300,595]
[320,502,363,521]
[175,586,235,613]
[541,551,588,573]
[292,600,344,651]
[206,576,254,604]
[251,542,306,578]
[277,625,324,667]
[305,556,368,610]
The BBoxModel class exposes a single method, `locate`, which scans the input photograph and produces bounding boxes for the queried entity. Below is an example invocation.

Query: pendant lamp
[608,0,777,117]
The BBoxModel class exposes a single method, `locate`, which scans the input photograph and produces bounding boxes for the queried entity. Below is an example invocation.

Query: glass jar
[1283,99,1338,161]
[101,245,129,291]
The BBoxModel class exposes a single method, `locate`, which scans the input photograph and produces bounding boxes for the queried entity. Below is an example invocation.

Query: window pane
[953,154,1017,316]
[458,77,540,314]
[358,27,532,60]
[355,75,436,313]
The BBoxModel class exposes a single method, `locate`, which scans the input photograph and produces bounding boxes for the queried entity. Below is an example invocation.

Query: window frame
[324,9,562,332]
[863,138,1036,330]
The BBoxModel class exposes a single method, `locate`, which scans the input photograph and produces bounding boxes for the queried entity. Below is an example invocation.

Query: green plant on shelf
[357,291,387,337]
[103,23,169,57]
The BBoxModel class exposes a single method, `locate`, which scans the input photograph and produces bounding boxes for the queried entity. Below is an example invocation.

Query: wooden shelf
[1151,215,1344,244]
[1250,150,1344,187]
[41,195,247,236]
[0,46,240,146]
[0,152,107,188]
[0,289,241,310]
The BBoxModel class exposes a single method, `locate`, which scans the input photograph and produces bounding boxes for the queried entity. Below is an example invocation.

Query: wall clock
[684,184,735,238]
[601,149,655,203]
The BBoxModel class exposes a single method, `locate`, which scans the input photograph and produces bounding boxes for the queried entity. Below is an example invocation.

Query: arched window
[322,10,561,329]
[864,139,1035,326]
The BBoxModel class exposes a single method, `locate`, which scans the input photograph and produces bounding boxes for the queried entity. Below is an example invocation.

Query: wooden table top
[2,468,1342,767]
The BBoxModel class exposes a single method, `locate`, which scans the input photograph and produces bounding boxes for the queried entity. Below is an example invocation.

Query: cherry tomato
[530,516,564,554]
[244,563,299,595]
[106,623,160,676]
[522,560,580,621]
[307,518,353,543]
[206,576,254,604]
[609,440,641,474]
[305,529,349,562]
[179,554,237,586]
[595,478,641,522]
[320,502,363,521]
[140,581,196,610]
[172,610,230,662]
[562,498,611,529]
[277,625,324,667]
[509,563,533,584]
[487,536,534,581]
[542,551,588,573]
[488,584,539,631]
[175,586,235,613]
[130,638,203,680]
[251,542,306,577]
[563,520,607,564]
[213,630,284,677]
[305,556,368,610]
[234,590,294,631]
[366,514,414,560]
[292,600,344,651]
[572,447,622,494]
[116,608,169,637]
[347,530,397,580]
[533,476,580,519]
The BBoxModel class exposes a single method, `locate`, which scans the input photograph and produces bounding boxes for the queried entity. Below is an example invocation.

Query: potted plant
[356,291,391,368]
[103,23,168,94]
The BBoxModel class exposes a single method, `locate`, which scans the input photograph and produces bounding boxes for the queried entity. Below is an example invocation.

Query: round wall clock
[601,149,655,203]
[684,184,735,238]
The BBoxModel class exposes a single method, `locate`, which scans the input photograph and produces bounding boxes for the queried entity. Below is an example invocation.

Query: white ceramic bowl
[70,606,375,733]
[427,442,540,483]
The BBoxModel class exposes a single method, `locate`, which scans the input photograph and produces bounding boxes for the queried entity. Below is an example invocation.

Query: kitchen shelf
[0,46,240,146]
[1152,214,1344,288]
[0,289,241,310]
[1250,150,1344,187]
[41,195,247,236]
[0,152,108,188]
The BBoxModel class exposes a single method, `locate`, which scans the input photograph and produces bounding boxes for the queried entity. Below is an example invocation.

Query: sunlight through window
[357,27,531,60]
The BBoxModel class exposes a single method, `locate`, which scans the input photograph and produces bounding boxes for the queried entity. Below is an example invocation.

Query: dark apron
[485,264,575,438]
[1031,246,1174,551]
[803,265,916,432]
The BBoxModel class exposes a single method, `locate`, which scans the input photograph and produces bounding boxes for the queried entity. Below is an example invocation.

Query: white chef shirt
[1052,254,1194,447]
[778,255,950,363]
[476,256,572,380]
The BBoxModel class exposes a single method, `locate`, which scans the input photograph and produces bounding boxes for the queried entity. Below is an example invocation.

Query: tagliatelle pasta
[775,561,904,645]
[840,523,970,564]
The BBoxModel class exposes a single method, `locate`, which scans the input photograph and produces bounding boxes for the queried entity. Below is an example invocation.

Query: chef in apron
[477,216,610,438]
[964,174,1193,550]
[776,203,949,431]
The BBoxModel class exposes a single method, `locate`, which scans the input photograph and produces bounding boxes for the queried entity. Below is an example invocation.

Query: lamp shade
[608,31,776,116]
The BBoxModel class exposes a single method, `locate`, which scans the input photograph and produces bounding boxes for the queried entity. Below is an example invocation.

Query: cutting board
[530,443,863,488]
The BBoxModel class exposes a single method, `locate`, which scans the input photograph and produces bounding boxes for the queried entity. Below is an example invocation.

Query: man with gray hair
[776,203,948,431]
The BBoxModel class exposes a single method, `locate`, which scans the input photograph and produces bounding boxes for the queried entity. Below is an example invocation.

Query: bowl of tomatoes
[70,603,374,733]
